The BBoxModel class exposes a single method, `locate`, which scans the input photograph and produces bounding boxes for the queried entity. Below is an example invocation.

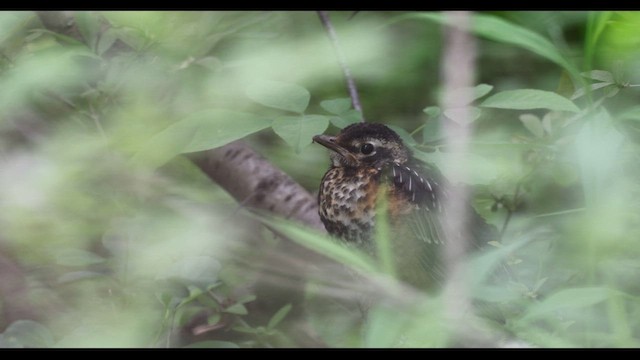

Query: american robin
[313,122,493,289]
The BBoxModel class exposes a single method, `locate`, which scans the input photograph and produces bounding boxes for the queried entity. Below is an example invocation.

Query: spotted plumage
[314,122,493,288]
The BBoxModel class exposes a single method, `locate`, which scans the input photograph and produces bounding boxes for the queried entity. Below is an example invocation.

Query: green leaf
[584,12,613,71]
[402,13,578,78]
[329,109,362,128]
[387,125,417,146]
[246,80,310,113]
[321,98,352,114]
[262,216,377,274]
[207,314,221,325]
[224,303,248,315]
[55,249,105,267]
[132,109,270,168]
[481,89,580,112]
[272,115,330,153]
[421,117,442,143]
[604,85,620,98]
[423,106,441,118]
[473,83,494,100]
[519,114,544,138]
[75,12,100,50]
[521,287,612,322]
[237,294,257,304]
[0,320,55,348]
[97,27,119,56]
[267,304,293,330]
[581,70,614,83]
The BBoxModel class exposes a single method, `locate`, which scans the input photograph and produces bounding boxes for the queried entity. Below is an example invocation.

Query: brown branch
[317,11,364,119]
[189,141,323,230]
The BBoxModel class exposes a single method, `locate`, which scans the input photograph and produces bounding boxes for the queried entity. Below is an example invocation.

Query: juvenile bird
[313,122,493,289]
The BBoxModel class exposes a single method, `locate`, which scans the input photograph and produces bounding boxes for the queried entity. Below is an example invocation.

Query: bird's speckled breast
[318,166,380,248]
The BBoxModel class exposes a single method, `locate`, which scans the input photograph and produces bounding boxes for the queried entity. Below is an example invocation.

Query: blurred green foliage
[1,11,640,348]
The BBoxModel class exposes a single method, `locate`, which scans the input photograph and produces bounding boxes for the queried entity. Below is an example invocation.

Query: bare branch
[317,11,364,120]
[189,141,324,231]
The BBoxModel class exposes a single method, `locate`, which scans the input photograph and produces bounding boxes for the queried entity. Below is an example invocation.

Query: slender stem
[499,181,520,240]
[317,11,364,120]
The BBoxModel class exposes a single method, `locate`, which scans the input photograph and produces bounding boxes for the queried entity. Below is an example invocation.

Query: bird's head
[313,123,410,169]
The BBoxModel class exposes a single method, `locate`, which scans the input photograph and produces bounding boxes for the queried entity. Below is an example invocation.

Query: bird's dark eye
[360,143,375,155]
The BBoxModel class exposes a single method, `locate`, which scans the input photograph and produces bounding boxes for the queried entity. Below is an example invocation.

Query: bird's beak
[313,134,358,165]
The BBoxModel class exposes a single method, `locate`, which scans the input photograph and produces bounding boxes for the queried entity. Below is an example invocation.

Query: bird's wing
[385,161,497,288]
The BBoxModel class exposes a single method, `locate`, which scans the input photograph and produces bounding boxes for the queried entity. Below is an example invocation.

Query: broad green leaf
[55,249,105,267]
[75,11,100,50]
[604,85,620,98]
[481,89,580,112]
[267,304,293,330]
[584,12,613,70]
[0,320,55,348]
[321,98,352,115]
[581,70,614,83]
[519,114,544,138]
[541,113,553,135]
[237,294,257,304]
[421,117,442,143]
[272,115,330,153]
[97,27,119,56]
[207,314,221,325]
[423,106,441,118]
[473,83,494,100]
[401,13,578,78]
[224,303,248,315]
[262,216,377,274]
[387,125,417,146]
[329,109,362,128]
[246,80,310,113]
[132,109,270,168]
[521,287,612,322]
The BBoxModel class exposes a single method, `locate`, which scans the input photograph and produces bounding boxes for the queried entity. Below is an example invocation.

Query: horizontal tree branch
[189,141,324,230]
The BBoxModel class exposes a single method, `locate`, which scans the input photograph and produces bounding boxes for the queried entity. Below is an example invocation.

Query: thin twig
[317,11,364,120]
